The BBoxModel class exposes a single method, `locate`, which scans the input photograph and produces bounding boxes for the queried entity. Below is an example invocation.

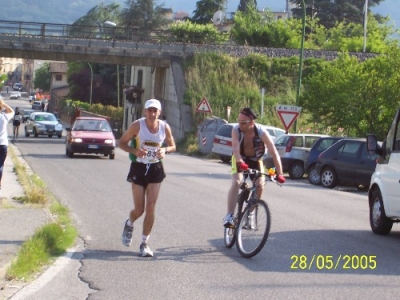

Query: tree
[301,48,400,139]
[70,3,121,38]
[33,63,50,92]
[231,6,302,48]
[191,0,226,25]
[120,0,171,30]
[68,62,121,106]
[169,21,229,44]
[289,0,384,29]
[237,0,257,13]
[322,13,397,52]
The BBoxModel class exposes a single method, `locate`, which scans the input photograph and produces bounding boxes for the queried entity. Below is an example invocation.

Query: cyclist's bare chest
[242,133,256,156]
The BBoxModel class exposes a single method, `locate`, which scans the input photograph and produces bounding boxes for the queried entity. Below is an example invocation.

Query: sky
[162,0,397,23]
[164,0,287,14]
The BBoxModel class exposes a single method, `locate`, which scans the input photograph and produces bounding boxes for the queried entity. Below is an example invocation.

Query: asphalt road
[5,96,400,299]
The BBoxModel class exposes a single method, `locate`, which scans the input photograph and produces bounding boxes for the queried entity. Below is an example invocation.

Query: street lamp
[104,21,120,107]
[88,62,93,105]
[294,0,306,133]
[363,0,368,52]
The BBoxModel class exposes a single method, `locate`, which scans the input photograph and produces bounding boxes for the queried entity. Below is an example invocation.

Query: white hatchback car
[211,123,285,163]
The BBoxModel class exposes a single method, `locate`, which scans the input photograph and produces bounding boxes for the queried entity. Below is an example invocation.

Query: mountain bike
[224,168,282,258]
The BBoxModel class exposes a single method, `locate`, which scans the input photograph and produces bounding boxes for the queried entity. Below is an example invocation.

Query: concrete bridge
[0,20,377,139]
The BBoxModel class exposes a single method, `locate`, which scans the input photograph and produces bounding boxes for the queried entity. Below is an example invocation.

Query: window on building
[55,74,62,81]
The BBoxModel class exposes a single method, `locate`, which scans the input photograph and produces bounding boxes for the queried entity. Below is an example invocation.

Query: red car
[65,117,116,159]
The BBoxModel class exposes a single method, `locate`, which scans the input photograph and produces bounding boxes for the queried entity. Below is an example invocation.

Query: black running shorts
[126,161,166,188]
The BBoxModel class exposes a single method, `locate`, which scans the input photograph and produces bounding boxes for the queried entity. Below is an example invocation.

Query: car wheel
[57,133,62,138]
[320,167,338,188]
[48,134,53,138]
[109,153,115,160]
[288,162,304,179]
[220,155,231,164]
[25,128,29,137]
[33,127,39,137]
[68,150,74,158]
[370,189,393,235]
[308,165,321,185]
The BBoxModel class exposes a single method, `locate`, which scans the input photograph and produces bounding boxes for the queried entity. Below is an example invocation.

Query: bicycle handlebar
[243,168,283,187]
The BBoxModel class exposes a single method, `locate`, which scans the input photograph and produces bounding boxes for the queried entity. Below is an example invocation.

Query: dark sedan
[316,139,379,189]
[65,117,116,159]
[305,137,344,185]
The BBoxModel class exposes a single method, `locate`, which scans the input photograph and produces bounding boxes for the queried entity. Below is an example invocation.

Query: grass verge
[5,146,77,281]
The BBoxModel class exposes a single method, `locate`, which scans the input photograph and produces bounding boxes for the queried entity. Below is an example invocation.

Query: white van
[367,108,400,235]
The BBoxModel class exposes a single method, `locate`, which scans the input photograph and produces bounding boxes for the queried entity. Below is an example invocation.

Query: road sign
[196,97,212,113]
[276,105,302,131]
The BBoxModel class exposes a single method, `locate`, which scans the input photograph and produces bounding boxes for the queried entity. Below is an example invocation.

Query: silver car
[264,133,330,179]
[25,112,63,138]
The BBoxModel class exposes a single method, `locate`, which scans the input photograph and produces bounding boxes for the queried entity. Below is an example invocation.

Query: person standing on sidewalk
[0,98,15,189]
[119,99,176,257]
[12,107,23,142]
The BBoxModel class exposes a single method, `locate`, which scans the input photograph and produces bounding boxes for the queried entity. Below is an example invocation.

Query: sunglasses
[237,120,251,125]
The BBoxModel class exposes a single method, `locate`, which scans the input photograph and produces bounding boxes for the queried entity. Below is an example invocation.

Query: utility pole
[294,0,306,133]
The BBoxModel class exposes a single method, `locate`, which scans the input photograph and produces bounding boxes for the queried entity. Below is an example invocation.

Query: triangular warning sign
[277,111,299,131]
[196,97,212,113]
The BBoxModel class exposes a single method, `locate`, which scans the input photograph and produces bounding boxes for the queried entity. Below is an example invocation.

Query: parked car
[25,112,63,138]
[316,139,379,189]
[305,137,345,185]
[22,109,34,123]
[10,91,21,99]
[13,83,22,91]
[65,116,116,159]
[367,106,400,235]
[211,123,285,163]
[32,101,42,110]
[264,133,329,179]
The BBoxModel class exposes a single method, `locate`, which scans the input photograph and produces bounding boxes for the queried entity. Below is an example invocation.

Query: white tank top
[136,118,166,164]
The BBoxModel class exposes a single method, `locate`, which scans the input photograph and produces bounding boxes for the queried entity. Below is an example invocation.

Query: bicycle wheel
[224,227,236,248]
[224,190,248,248]
[236,199,271,258]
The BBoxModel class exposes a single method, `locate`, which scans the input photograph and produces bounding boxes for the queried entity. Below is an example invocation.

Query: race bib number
[137,144,160,163]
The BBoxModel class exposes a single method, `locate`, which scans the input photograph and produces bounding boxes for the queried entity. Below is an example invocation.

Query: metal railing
[0,19,231,46]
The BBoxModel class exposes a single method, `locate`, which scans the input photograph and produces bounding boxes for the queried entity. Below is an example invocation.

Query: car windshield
[315,138,339,151]
[216,125,233,138]
[35,114,57,122]
[274,135,291,146]
[73,120,111,132]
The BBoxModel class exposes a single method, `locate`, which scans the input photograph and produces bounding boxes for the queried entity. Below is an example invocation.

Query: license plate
[88,145,99,149]
[219,140,227,145]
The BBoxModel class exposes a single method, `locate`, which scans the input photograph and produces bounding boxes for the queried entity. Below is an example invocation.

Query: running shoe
[243,211,256,230]
[140,243,153,257]
[121,219,133,247]
[223,213,235,228]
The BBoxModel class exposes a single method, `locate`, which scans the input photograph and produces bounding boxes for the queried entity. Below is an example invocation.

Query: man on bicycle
[223,107,285,228]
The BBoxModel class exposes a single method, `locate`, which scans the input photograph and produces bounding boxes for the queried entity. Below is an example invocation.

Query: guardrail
[0,19,230,46]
